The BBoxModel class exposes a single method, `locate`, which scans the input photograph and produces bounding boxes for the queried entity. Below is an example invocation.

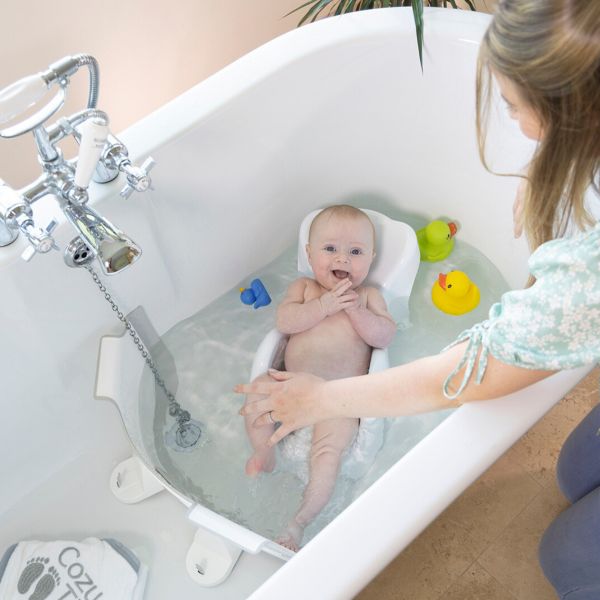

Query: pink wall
[0,0,300,186]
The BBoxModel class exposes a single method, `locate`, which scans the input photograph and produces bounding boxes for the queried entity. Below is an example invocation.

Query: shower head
[62,200,141,274]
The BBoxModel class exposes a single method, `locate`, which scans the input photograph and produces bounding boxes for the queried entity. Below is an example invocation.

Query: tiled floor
[357,367,600,600]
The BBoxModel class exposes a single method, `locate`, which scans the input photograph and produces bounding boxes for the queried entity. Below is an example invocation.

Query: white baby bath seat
[251,208,420,481]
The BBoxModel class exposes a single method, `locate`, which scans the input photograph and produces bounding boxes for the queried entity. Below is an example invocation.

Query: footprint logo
[17,557,61,600]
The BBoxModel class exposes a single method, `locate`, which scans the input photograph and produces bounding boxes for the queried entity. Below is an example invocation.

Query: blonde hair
[476,0,600,252]
[309,204,375,245]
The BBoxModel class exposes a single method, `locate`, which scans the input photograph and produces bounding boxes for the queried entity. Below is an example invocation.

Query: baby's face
[306,214,375,290]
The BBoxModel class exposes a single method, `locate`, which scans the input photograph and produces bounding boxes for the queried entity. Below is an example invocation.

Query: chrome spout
[0,55,153,271]
[62,200,141,274]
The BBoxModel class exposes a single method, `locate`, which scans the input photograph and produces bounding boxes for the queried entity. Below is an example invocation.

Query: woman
[238,0,600,596]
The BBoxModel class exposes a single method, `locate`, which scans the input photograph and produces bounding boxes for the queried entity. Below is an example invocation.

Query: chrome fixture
[0,54,154,274]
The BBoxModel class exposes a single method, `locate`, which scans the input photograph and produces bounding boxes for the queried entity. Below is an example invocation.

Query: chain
[86,265,191,425]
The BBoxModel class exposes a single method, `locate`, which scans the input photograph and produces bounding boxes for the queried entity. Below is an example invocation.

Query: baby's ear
[305,243,312,263]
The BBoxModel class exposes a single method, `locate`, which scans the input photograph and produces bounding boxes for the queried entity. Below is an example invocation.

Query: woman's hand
[235,370,328,446]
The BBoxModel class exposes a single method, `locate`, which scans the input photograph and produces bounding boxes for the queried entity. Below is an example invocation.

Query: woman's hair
[476,0,600,252]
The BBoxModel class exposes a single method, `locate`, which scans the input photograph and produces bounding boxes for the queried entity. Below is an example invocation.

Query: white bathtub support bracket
[109,455,165,504]
[185,527,243,587]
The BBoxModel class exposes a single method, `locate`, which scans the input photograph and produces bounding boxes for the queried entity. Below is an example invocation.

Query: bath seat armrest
[250,328,288,381]
[188,504,268,554]
[369,347,389,374]
[250,330,389,382]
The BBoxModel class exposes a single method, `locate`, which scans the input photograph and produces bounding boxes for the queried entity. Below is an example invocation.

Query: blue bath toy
[240,278,271,309]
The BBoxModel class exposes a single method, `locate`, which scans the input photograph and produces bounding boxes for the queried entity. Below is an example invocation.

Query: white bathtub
[0,7,592,599]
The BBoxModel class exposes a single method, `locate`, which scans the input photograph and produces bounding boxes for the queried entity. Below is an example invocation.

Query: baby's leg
[243,372,278,477]
[278,418,358,551]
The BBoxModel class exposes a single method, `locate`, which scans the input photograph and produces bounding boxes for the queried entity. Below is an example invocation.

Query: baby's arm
[277,278,357,334]
[344,287,396,348]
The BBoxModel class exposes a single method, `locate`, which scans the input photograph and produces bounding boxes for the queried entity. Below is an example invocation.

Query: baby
[243,204,396,550]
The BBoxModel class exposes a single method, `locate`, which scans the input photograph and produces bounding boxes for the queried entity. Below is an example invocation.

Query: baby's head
[306,205,376,290]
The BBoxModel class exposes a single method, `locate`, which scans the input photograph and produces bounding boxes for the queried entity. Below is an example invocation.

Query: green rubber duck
[416,220,458,262]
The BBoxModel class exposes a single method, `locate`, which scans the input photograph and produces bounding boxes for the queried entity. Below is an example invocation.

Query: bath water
[138,239,509,545]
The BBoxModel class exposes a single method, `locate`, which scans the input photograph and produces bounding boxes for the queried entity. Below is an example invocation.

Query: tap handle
[74,118,109,189]
[20,219,59,262]
[120,156,156,198]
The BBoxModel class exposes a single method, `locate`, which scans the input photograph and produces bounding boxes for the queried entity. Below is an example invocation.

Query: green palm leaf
[412,0,424,70]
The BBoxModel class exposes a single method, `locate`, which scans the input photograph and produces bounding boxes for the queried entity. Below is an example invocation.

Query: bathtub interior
[95,10,535,547]
[0,8,566,599]
[113,232,510,548]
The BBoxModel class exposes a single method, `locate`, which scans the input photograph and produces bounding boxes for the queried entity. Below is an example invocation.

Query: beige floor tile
[478,481,569,600]
[444,453,542,548]
[444,562,517,600]
[357,455,540,600]
[355,516,477,600]
[505,367,599,487]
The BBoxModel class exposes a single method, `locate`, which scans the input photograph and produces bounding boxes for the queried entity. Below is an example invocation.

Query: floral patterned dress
[442,222,600,399]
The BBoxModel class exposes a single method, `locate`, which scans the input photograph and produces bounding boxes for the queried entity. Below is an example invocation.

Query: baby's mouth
[332,270,350,280]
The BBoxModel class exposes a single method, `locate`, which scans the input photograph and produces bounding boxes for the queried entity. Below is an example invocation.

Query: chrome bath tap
[0,54,153,274]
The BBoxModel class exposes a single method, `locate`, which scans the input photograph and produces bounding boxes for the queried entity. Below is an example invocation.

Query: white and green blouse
[443,222,600,399]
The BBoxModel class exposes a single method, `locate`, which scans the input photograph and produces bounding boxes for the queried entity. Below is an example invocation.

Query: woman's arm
[344,287,396,348]
[236,342,555,446]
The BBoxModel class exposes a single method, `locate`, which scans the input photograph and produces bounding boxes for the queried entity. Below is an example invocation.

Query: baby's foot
[276,519,304,552]
[245,448,276,477]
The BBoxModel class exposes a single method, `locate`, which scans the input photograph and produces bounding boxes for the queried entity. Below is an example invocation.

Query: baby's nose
[335,252,349,263]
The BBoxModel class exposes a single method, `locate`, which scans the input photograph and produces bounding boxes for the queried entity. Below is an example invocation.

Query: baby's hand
[343,292,364,313]
[319,279,358,316]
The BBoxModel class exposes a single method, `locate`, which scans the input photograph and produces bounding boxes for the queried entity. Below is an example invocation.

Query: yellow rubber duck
[431,270,480,316]
[416,220,458,262]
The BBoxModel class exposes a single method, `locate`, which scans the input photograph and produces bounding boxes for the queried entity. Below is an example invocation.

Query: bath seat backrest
[297,208,420,300]
[250,208,419,381]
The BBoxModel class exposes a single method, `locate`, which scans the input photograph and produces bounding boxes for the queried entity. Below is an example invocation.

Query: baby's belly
[284,320,372,380]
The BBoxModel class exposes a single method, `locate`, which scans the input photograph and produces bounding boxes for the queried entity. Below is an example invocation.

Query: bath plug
[431,270,480,316]
[240,278,271,309]
[416,220,458,262]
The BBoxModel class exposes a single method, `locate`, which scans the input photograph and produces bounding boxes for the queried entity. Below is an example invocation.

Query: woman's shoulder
[529,222,600,280]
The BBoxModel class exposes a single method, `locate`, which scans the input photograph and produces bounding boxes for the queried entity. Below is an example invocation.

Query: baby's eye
[350,248,363,256]
[324,245,336,253]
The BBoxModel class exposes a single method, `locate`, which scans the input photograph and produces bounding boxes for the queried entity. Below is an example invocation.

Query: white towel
[0,537,147,600]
